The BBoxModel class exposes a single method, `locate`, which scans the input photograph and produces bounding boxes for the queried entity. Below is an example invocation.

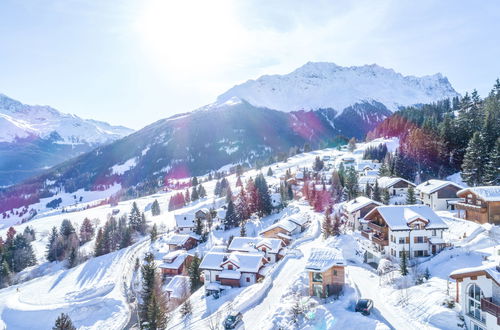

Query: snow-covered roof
[160,250,192,269]
[287,216,309,227]
[259,219,297,235]
[450,263,500,286]
[174,213,195,228]
[358,176,378,185]
[200,252,227,270]
[366,205,448,230]
[200,252,265,273]
[457,186,500,202]
[377,176,415,189]
[305,248,345,272]
[165,275,190,299]
[224,252,265,273]
[343,197,382,213]
[364,170,380,176]
[228,237,282,254]
[164,234,199,246]
[416,180,463,195]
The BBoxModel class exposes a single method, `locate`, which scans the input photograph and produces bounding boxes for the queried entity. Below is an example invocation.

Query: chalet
[450,263,500,329]
[455,186,500,225]
[159,250,193,276]
[361,205,448,263]
[306,248,346,298]
[195,208,210,221]
[165,275,190,304]
[377,177,416,196]
[259,219,300,245]
[342,197,382,231]
[416,180,463,211]
[228,237,284,263]
[358,176,378,194]
[174,213,196,233]
[164,234,199,251]
[200,252,267,288]
[287,216,310,232]
[270,193,282,209]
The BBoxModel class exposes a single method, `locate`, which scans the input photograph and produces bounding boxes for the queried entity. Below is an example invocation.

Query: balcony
[481,297,500,325]
[455,202,487,213]
[368,222,388,233]
[361,230,370,239]
[372,235,389,247]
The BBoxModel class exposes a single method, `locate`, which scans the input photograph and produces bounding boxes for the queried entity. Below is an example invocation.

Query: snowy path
[348,265,428,330]
[0,238,149,330]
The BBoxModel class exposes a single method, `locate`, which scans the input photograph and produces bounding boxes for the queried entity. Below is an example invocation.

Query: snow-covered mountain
[217,62,460,113]
[0,94,133,144]
[0,94,134,186]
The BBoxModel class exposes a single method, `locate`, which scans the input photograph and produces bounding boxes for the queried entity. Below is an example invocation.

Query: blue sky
[0,0,499,129]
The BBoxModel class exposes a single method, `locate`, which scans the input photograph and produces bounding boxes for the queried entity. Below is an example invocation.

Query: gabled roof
[165,275,190,298]
[358,176,378,185]
[174,213,195,228]
[450,263,500,286]
[457,186,500,202]
[259,219,298,235]
[416,179,463,195]
[200,252,227,270]
[377,176,415,189]
[287,216,309,227]
[229,237,283,254]
[343,196,382,213]
[305,248,345,272]
[160,250,192,269]
[365,205,448,230]
[200,251,265,273]
[164,233,199,246]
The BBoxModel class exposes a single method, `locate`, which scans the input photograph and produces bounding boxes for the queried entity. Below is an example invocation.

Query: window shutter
[406,237,410,244]
[414,237,418,243]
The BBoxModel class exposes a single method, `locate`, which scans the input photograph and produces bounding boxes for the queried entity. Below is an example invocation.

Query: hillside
[0,94,133,186]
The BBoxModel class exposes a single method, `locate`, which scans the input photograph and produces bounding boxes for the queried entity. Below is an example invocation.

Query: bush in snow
[52,313,76,330]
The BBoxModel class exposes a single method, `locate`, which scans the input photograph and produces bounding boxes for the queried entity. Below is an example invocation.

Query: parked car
[224,311,243,329]
[355,299,373,315]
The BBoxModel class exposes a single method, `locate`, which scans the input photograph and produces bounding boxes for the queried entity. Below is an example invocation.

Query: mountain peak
[217,62,459,113]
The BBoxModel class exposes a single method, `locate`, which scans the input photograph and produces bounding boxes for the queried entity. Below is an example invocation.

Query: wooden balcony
[481,297,500,325]
[368,222,388,233]
[372,235,389,247]
[455,202,487,213]
[361,230,370,239]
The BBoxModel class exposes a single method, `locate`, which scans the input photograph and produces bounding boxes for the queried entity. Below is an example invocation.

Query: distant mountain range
[0,94,133,186]
[0,62,459,216]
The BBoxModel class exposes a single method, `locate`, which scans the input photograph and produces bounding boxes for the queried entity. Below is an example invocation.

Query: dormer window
[228,264,233,270]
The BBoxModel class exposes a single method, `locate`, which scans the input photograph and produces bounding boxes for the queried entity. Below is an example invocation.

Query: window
[228,265,233,270]
[414,250,427,257]
[432,230,436,236]
[414,236,424,244]
[215,275,220,281]
[333,270,338,276]
[246,277,250,283]
[312,272,323,282]
[468,284,485,322]
[398,237,405,244]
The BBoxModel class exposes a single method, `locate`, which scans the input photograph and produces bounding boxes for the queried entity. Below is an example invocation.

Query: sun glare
[135,0,245,77]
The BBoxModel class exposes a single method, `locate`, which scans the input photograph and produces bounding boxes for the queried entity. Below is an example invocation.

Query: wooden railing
[372,235,389,247]
[361,231,370,239]
[481,297,500,325]
[368,222,388,233]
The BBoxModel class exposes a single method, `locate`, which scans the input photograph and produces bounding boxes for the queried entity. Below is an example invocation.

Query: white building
[174,213,196,234]
[377,177,416,196]
[199,251,267,288]
[228,237,284,263]
[164,275,190,303]
[361,205,448,263]
[342,197,382,231]
[450,263,500,330]
[416,179,463,211]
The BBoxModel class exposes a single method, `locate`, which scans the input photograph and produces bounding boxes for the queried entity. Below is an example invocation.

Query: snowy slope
[0,94,133,144]
[217,62,460,113]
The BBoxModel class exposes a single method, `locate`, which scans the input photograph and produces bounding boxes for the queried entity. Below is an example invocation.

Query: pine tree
[197,184,207,198]
[255,174,272,216]
[67,246,79,268]
[344,167,359,200]
[46,226,59,262]
[462,132,487,186]
[52,313,76,330]
[322,210,332,239]
[382,189,391,205]
[267,167,273,176]
[194,217,203,236]
[239,221,246,237]
[150,223,158,242]
[400,248,408,276]
[188,254,201,292]
[192,176,198,186]
[151,199,161,216]
[225,200,237,228]
[79,218,95,245]
[184,189,191,204]
[94,228,105,257]
[191,187,199,201]
[0,260,11,288]
[140,253,156,320]
[129,202,143,232]
[484,138,500,186]
[406,186,417,204]
[332,213,341,236]
[372,181,381,202]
